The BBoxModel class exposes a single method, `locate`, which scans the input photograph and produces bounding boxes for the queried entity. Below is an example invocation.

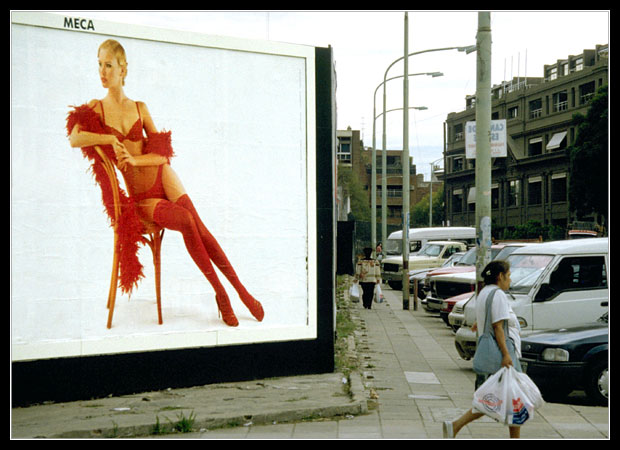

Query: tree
[337,166,371,221]
[412,185,445,227]
[568,85,608,226]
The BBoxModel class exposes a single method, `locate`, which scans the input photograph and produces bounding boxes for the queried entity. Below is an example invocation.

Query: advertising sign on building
[465,119,507,158]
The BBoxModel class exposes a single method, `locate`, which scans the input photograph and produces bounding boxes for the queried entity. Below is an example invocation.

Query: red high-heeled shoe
[215,293,238,327]
[239,292,264,322]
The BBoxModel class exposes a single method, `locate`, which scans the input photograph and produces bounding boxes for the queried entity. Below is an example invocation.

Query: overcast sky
[57,10,609,179]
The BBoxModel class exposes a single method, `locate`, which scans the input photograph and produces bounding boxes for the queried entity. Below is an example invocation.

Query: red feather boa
[66,103,174,294]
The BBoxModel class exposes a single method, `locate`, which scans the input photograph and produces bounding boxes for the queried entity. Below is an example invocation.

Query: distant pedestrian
[442,260,522,439]
[355,247,381,309]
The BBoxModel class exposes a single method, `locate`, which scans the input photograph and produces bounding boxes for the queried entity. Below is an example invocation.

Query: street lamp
[395,13,475,309]
[371,73,441,258]
[379,44,476,250]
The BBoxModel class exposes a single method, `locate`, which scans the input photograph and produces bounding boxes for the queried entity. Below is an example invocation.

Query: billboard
[11,12,333,403]
[465,119,507,158]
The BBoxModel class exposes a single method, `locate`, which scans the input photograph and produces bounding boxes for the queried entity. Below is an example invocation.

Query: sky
[57,10,609,179]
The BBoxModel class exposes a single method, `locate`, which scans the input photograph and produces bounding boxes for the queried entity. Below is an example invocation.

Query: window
[452,156,464,173]
[574,57,584,72]
[529,99,542,119]
[528,137,543,156]
[528,177,542,205]
[492,183,499,209]
[508,180,520,207]
[452,189,463,213]
[553,90,568,112]
[549,256,607,291]
[551,173,567,203]
[579,81,596,105]
[337,139,351,163]
[508,106,518,119]
[454,123,463,142]
[467,187,475,212]
[547,66,558,81]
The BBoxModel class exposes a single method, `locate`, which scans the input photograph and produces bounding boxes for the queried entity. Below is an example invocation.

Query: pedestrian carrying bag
[472,288,518,375]
[349,282,360,303]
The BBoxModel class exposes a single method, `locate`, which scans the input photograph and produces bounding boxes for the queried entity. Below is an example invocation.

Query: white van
[383,227,475,256]
[454,238,609,360]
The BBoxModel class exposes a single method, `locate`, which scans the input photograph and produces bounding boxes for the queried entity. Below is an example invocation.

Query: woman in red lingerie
[67,39,263,327]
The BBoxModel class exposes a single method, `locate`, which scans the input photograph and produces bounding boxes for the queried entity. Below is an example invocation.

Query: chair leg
[106,233,121,329]
[152,230,164,325]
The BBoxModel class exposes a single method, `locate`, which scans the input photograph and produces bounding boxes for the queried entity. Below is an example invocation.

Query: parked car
[381,241,468,289]
[440,292,473,330]
[423,245,505,313]
[455,238,609,360]
[448,295,470,334]
[519,313,608,405]
[408,251,465,300]
[449,243,538,333]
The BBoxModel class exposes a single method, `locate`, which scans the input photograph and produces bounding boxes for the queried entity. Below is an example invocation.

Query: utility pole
[475,12,493,292]
[402,12,410,309]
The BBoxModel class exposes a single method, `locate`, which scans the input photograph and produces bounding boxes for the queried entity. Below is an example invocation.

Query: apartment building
[443,44,608,234]
[336,128,432,229]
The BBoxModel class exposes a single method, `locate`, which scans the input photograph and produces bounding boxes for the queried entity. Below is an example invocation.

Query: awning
[546,131,567,150]
[467,187,476,203]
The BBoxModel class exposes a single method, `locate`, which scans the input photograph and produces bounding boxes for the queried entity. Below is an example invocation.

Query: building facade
[336,128,434,229]
[443,44,608,235]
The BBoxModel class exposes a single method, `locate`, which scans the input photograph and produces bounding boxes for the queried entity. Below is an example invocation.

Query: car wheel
[585,359,608,405]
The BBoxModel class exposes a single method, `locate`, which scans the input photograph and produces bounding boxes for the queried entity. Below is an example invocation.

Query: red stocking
[153,200,238,326]
[175,194,264,322]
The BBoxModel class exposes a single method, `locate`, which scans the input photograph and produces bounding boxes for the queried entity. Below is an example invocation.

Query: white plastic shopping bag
[513,369,545,409]
[472,367,509,423]
[473,366,543,426]
[349,282,360,303]
[374,283,384,303]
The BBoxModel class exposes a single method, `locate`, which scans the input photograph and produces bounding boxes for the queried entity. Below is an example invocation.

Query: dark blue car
[519,313,608,405]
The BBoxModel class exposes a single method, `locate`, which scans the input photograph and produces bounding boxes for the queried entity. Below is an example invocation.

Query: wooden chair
[94,146,165,329]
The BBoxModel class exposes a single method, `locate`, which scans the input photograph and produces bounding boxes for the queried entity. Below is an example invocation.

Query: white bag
[349,282,360,303]
[472,367,510,423]
[473,366,542,426]
[513,369,544,410]
[374,284,384,303]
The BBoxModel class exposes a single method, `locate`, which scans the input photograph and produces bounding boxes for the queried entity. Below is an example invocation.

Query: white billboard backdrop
[11,15,317,361]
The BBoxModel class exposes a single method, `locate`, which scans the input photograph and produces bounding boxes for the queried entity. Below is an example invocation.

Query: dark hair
[482,260,510,285]
[362,247,373,259]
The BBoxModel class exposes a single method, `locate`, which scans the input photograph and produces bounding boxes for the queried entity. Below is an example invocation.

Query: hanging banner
[465,119,507,158]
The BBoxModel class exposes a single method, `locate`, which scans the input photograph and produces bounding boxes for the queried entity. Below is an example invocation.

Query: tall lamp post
[371,73,440,256]
[380,44,476,251]
[475,12,493,293]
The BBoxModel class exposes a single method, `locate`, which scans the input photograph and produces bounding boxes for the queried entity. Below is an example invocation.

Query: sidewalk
[12,281,609,439]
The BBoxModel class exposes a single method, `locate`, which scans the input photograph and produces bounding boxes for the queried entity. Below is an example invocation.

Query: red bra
[100,100,143,142]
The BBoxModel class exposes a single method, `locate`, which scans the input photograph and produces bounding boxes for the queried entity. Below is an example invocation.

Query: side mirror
[534,283,556,302]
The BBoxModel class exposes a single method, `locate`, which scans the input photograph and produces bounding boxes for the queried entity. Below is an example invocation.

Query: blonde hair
[98,39,128,86]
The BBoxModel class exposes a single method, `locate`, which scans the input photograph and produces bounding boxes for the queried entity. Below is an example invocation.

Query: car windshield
[506,254,554,293]
[384,239,402,255]
[417,243,442,257]
[457,247,477,265]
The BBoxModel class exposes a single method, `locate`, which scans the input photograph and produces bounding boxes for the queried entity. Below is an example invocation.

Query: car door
[532,255,608,329]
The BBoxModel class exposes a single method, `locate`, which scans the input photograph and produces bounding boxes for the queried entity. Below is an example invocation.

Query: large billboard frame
[11,12,335,405]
